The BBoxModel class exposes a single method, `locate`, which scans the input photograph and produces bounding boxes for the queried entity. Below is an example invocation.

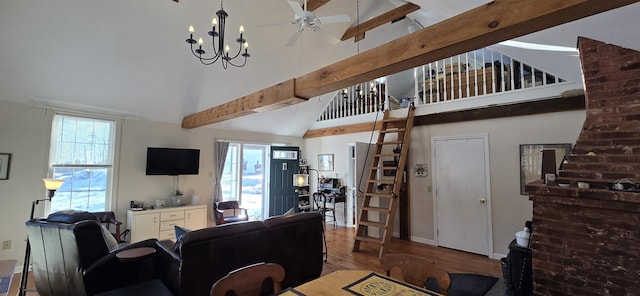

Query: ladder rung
[368,179,394,184]
[359,220,386,228]
[362,206,389,212]
[364,192,394,199]
[370,166,397,170]
[380,128,406,134]
[377,141,403,146]
[374,153,400,157]
[354,235,383,244]
[382,118,407,123]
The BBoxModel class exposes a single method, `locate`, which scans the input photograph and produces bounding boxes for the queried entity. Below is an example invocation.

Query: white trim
[398,82,582,118]
[493,252,508,260]
[410,236,437,246]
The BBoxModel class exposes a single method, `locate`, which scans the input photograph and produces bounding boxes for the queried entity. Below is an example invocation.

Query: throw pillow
[100,225,119,251]
[174,225,192,240]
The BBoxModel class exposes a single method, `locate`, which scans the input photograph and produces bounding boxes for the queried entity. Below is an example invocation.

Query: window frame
[47,112,120,213]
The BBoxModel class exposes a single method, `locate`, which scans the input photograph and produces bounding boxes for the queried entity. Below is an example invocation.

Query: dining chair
[381,253,452,295]
[210,262,286,296]
[313,192,337,227]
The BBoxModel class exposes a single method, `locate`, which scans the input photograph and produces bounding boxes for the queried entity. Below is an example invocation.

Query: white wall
[305,109,585,257]
[0,101,303,268]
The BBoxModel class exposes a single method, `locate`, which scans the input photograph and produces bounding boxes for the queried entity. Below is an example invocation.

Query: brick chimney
[526,38,640,295]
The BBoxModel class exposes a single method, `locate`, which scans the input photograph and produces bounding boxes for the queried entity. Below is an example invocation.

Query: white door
[347,142,375,228]
[432,135,492,256]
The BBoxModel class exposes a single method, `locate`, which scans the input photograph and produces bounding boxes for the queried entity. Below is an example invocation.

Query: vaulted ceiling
[1,0,639,136]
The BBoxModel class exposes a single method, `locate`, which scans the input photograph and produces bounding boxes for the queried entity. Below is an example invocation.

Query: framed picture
[0,153,12,180]
[318,154,334,171]
[520,144,572,195]
[415,164,428,177]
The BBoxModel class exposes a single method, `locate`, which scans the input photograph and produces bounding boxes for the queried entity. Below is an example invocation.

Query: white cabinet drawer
[160,211,184,221]
[160,219,184,231]
[159,229,178,241]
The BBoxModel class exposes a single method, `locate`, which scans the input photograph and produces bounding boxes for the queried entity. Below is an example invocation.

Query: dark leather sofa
[155,212,324,296]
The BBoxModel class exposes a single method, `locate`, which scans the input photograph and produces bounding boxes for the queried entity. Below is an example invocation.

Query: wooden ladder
[353,106,415,258]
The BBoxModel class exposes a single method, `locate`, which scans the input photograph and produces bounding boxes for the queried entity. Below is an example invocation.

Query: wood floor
[322,225,502,277]
[8,225,502,295]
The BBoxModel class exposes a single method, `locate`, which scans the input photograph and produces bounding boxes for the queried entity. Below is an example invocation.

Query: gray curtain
[213,141,230,203]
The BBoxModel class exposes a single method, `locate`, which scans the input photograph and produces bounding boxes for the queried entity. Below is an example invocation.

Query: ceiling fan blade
[287,0,307,19]
[317,14,351,24]
[286,31,302,47]
[257,21,292,28]
[315,27,340,45]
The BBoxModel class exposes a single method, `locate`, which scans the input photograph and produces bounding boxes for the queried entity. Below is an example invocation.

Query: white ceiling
[1,0,638,137]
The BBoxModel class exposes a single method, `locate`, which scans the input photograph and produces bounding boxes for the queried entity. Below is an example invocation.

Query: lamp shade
[293,174,308,187]
[43,179,64,191]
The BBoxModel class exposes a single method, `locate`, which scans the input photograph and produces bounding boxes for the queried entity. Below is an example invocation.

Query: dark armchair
[25,210,163,296]
[214,201,248,225]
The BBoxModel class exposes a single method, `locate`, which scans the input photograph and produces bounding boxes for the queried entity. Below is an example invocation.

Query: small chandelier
[185,0,249,68]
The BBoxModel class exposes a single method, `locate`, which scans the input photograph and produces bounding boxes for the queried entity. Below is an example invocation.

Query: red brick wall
[528,38,640,296]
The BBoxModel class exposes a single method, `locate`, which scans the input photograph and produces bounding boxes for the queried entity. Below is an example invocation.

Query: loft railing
[316,47,568,122]
[417,48,566,104]
[316,80,389,122]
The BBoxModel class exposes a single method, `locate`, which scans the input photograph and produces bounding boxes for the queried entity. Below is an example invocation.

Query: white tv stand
[127,204,208,243]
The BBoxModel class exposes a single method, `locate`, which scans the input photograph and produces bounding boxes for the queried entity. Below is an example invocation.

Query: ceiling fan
[284,0,351,46]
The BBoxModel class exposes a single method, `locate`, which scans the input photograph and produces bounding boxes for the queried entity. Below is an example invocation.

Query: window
[48,114,117,212]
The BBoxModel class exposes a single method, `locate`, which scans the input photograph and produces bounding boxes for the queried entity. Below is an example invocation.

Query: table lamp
[18,178,64,296]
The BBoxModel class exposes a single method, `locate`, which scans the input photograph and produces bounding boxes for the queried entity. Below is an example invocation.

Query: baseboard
[410,236,436,246]
[492,252,507,260]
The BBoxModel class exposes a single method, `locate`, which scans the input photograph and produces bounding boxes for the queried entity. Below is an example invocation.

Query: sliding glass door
[221,142,268,220]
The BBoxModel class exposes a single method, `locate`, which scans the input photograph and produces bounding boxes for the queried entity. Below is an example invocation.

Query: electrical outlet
[2,240,10,250]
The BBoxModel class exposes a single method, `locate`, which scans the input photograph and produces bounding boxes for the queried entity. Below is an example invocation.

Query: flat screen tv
[146,147,200,175]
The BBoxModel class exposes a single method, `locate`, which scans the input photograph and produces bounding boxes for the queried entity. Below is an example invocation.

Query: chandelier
[185,0,249,68]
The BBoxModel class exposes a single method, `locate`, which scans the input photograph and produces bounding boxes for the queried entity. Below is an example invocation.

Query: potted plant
[171,189,184,206]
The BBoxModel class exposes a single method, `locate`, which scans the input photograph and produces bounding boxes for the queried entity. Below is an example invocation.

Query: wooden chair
[214,201,249,225]
[381,253,452,295]
[210,262,285,296]
[92,211,123,242]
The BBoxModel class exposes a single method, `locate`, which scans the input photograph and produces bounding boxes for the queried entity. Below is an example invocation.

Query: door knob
[479,198,486,204]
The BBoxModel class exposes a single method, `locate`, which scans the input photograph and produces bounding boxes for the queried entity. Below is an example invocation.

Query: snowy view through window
[49,115,114,212]
[221,143,266,220]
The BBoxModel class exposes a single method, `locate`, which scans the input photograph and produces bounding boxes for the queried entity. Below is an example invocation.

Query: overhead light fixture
[185,0,249,68]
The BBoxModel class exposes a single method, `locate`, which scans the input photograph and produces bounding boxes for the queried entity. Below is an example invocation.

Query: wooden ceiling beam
[295,0,639,99]
[306,0,331,12]
[181,79,306,128]
[182,0,639,129]
[341,3,421,42]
